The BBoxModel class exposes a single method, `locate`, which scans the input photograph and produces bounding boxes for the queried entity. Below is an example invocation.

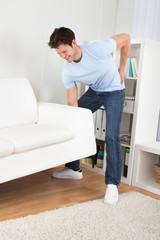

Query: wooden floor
[0,165,159,222]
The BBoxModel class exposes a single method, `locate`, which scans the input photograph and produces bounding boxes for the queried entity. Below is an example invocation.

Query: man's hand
[67,85,78,106]
[118,67,126,84]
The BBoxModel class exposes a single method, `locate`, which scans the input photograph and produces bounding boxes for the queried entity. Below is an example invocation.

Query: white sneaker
[104,184,119,205]
[51,167,83,180]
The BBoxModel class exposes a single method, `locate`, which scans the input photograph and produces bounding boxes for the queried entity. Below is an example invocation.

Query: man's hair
[48,27,75,48]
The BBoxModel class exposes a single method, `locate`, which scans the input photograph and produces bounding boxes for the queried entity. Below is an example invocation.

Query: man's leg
[100,89,125,204]
[52,88,101,179]
[66,88,102,169]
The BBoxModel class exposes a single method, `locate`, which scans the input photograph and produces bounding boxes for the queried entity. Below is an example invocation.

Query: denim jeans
[66,87,125,186]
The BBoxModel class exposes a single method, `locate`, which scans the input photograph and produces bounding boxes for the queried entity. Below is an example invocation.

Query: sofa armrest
[37,102,95,139]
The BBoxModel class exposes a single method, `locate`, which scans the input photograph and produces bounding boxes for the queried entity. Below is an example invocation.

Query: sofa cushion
[0,78,37,128]
[0,139,14,157]
[0,124,74,153]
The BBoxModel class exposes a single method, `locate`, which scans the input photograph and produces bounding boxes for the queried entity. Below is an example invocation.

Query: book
[126,58,133,77]
[125,148,130,166]
[130,57,138,77]
[126,56,138,78]
[123,148,130,177]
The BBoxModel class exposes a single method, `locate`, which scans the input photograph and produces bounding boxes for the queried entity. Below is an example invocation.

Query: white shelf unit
[132,142,160,195]
[82,39,160,189]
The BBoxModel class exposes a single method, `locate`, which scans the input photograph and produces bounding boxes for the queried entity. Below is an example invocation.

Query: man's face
[55,41,77,63]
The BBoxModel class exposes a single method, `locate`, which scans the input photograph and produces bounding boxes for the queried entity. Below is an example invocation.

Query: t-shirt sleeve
[104,38,117,54]
[62,68,75,89]
[91,38,117,57]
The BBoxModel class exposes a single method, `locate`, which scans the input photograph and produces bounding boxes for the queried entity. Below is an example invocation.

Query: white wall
[132,0,160,41]
[1,0,160,104]
[0,0,118,104]
[98,0,117,39]
[115,0,160,41]
[115,0,135,35]
[0,0,46,98]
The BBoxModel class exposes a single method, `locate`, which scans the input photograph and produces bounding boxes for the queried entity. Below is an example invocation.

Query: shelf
[121,143,130,148]
[132,142,160,195]
[81,162,105,175]
[123,111,134,115]
[136,178,160,195]
[136,142,160,155]
[121,176,128,184]
[126,77,137,80]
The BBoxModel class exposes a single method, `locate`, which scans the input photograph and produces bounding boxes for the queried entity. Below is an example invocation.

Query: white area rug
[0,191,160,240]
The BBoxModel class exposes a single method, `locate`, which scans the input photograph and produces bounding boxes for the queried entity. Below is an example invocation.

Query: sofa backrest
[0,78,38,128]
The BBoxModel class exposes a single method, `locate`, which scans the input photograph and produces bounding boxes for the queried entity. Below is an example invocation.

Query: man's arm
[67,84,78,107]
[111,34,131,84]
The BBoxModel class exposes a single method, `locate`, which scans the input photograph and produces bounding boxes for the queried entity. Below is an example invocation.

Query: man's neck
[74,46,82,63]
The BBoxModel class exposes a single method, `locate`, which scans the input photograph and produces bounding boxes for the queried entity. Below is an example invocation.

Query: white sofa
[0,78,96,184]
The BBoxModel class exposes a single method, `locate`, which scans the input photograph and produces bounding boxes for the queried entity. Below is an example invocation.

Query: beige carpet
[0,191,159,240]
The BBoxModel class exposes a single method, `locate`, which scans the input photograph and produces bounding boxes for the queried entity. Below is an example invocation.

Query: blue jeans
[66,87,125,186]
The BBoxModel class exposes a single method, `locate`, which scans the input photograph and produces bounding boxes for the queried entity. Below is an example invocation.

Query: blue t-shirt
[62,38,125,92]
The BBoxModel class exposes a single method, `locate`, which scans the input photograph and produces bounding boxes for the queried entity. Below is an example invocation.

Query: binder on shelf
[101,110,106,140]
[92,111,97,134]
[123,96,135,113]
[95,109,103,140]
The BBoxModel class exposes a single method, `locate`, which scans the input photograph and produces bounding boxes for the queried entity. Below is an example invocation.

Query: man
[48,27,130,205]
